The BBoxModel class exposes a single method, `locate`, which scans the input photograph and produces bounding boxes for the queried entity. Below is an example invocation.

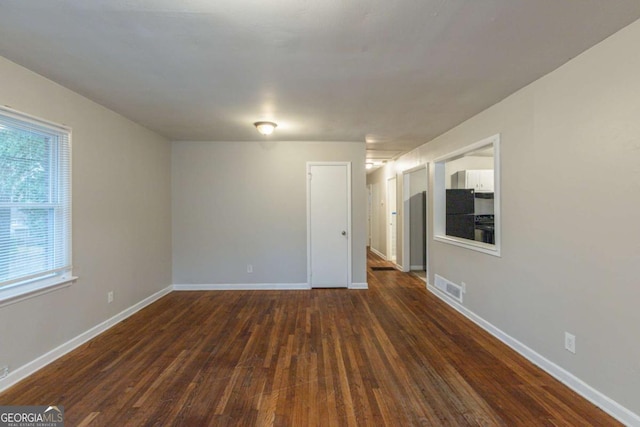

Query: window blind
[0,107,71,290]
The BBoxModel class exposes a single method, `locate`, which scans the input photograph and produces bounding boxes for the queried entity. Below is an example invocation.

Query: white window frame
[0,106,76,307]
[433,134,501,257]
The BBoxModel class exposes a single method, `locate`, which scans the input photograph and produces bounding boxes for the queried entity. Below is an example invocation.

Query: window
[433,134,501,256]
[0,107,73,304]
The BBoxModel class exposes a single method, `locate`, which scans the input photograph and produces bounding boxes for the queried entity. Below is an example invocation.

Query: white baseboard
[427,284,640,426]
[410,265,425,270]
[0,285,173,393]
[173,283,310,291]
[174,283,370,291]
[370,247,386,259]
[413,274,427,283]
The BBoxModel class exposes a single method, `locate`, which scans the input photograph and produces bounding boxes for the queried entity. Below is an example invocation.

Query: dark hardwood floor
[366,248,397,270]
[0,251,619,426]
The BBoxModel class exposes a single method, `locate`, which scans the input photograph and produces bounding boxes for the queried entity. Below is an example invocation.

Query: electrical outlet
[461,281,467,293]
[564,332,576,354]
[247,264,253,273]
[107,291,114,304]
[0,366,8,379]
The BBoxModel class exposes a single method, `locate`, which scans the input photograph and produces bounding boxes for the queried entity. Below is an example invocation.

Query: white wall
[445,156,493,188]
[0,57,172,376]
[392,18,640,419]
[172,141,367,286]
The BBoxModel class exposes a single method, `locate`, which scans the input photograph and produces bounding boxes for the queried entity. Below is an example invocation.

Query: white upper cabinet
[452,170,494,192]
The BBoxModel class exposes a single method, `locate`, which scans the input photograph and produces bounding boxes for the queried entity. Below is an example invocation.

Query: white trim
[427,284,640,426]
[173,283,310,291]
[433,234,501,257]
[367,184,373,248]
[433,134,498,163]
[433,134,501,257]
[0,106,74,302]
[370,247,386,260]
[413,273,428,284]
[0,285,172,393]
[386,176,397,263]
[401,172,411,272]
[307,164,312,286]
[0,105,71,132]
[306,162,352,289]
[401,164,429,274]
[410,265,425,270]
[347,163,352,288]
[0,275,77,308]
[349,282,369,290]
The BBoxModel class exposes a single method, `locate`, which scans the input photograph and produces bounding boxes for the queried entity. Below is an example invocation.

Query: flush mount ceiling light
[254,121,277,136]
[366,161,387,171]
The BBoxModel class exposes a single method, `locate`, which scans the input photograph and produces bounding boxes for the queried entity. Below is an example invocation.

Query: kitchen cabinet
[452,169,494,192]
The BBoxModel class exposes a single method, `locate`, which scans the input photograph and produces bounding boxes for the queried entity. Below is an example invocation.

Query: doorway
[367,184,372,248]
[387,176,397,263]
[307,162,351,288]
[370,182,383,256]
[402,165,428,281]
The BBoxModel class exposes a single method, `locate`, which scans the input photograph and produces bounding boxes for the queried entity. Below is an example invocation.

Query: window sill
[434,235,501,257]
[0,275,78,308]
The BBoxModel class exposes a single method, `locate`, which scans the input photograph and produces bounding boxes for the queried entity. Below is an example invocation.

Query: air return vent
[434,274,463,303]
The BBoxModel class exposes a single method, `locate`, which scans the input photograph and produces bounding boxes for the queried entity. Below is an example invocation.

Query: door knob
[341,231,347,236]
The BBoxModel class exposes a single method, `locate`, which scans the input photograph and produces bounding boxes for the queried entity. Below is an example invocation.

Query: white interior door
[371,182,381,253]
[367,184,372,247]
[307,162,351,288]
[387,176,397,262]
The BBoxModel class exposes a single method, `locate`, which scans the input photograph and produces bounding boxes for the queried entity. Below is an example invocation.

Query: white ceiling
[1,1,640,159]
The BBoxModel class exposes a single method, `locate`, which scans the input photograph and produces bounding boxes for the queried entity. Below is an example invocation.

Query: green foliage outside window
[0,127,54,281]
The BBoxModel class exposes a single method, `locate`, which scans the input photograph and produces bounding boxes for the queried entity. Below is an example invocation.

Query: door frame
[306,161,352,288]
[386,176,397,262]
[367,184,372,248]
[402,164,429,275]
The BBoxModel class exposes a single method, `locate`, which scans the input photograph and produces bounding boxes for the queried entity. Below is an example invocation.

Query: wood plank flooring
[0,251,619,426]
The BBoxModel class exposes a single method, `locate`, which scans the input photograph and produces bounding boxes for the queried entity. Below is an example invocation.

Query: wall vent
[434,274,463,303]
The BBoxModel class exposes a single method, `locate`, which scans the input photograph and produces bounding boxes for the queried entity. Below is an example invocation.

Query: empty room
[1,1,639,426]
